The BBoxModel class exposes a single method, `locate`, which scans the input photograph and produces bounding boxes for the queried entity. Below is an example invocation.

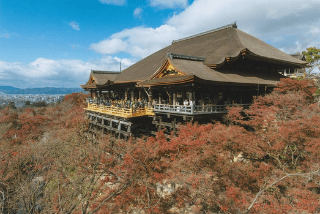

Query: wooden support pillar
[182,89,186,101]
[172,117,176,136]
[201,92,205,105]
[215,92,219,104]
[158,117,162,132]
[139,90,142,101]
[119,89,122,100]
[101,118,104,135]
[125,89,128,101]
[118,122,121,139]
[127,124,131,134]
[131,90,134,101]
[148,88,153,102]
[110,119,113,134]
[117,89,121,99]
[90,89,93,98]
[265,86,267,95]
[188,90,192,101]
[94,90,98,98]
[173,91,177,105]
[159,91,162,104]
[95,115,98,131]
[169,89,173,105]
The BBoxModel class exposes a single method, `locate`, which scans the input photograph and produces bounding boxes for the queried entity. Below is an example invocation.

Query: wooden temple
[81,23,307,138]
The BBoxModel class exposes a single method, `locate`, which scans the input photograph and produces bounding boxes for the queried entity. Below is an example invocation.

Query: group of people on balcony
[87,97,199,109]
[89,97,152,109]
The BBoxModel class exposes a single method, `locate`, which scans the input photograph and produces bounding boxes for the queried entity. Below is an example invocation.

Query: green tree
[8,101,16,109]
[302,47,320,77]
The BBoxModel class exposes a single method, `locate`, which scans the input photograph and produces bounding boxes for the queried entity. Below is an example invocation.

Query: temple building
[81,23,307,138]
[278,52,306,78]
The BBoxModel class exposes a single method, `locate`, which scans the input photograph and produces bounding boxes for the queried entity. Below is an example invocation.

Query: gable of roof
[115,23,307,84]
[81,70,120,89]
[91,70,119,86]
[149,56,188,80]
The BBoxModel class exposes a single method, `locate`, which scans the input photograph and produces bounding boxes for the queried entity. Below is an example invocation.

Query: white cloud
[90,0,320,59]
[149,0,188,9]
[7,0,320,89]
[133,7,143,19]
[279,41,302,55]
[89,38,129,55]
[0,57,134,88]
[68,21,80,31]
[90,25,179,58]
[99,0,126,6]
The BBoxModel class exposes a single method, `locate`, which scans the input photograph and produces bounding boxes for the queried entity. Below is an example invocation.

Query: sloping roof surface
[115,26,307,83]
[174,58,284,85]
[139,75,195,86]
[92,71,119,86]
[139,59,283,86]
[80,83,97,89]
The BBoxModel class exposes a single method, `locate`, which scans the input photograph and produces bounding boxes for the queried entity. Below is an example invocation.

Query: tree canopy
[303,47,320,76]
[1,80,320,213]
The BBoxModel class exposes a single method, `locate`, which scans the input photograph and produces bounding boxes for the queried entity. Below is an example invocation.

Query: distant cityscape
[0,86,85,108]
[0,94,66,108]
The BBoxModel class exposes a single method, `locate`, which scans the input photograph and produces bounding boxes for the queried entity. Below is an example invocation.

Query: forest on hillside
[0,79,320,214]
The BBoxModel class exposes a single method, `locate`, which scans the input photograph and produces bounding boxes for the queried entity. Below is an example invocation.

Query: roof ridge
[167,52,206,61]
[172,22,237,44]
[91,70,120,74]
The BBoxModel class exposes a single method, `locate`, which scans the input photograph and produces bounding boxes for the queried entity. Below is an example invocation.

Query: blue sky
[1,0,320,88]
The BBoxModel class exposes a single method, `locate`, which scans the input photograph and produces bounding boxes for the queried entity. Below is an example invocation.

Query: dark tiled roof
[81,70,120,89]
[139,59,283,86]
[115,26,307,83]
[80,83,97,89]
[91,70,119,86]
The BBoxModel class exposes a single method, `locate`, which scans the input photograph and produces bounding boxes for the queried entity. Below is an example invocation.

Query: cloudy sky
[1,0,320,88]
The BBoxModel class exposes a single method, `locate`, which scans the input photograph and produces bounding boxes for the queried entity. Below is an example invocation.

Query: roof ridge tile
[172,22,237,44]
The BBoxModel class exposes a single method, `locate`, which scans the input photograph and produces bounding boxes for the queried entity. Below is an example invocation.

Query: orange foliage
[1,81,320,213]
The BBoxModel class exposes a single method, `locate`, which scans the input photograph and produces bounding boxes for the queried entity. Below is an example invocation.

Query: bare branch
[246,169,320,213]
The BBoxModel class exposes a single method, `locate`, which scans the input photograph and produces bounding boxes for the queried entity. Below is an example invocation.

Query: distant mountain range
[0,86,84,94]
[0,86,20,92]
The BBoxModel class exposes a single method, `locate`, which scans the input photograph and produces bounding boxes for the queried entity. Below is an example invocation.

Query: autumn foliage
[1,79,320,213]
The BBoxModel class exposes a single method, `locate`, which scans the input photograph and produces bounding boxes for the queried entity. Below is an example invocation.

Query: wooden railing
[154,104,250,115]
[85,103,155,118]
[86,102,250,117]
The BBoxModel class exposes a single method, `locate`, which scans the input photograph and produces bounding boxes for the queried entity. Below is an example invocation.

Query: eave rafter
[206,49,247,69]
[206,48,308,69]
